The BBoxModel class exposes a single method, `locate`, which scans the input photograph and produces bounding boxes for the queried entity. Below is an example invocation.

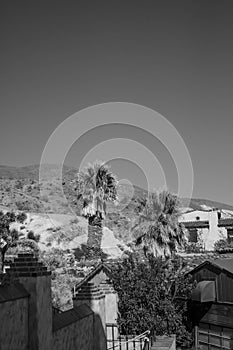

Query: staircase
[151,335,176,350]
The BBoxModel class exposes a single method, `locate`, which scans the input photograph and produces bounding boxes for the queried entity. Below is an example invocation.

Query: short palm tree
[74,161,118,251]
[132,190,187,258]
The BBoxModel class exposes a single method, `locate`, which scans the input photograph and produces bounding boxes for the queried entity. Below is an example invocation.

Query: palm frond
[132,190,186,258]
[73,161,118,217]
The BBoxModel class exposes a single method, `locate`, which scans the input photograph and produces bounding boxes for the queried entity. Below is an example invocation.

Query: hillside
[1,164,233,249]
[9,212,128,259]
[1,164,233,211]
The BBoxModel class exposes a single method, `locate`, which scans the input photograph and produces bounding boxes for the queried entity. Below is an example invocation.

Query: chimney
[206,209,219,251]
[7,253,52,350]
[73,282,107,350]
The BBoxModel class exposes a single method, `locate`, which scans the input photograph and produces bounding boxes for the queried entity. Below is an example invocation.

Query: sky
[0,0,233,205]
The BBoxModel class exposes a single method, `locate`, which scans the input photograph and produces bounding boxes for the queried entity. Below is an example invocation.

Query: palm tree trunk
[87,214,103,250]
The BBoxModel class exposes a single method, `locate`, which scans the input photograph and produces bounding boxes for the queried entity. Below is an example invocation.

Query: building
[189,258,233,349]
[73,262,119,349]
[179,209,233,250]
[73,261,177,350]
[0,253,106,350]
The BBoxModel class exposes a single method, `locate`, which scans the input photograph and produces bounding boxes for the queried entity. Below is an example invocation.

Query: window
[189,228,198,243]
[227,228,233,243]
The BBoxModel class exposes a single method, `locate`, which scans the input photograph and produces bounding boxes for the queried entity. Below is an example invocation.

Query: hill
[1,163,233,248]
[9,212,127,259]
[1,164,233,211]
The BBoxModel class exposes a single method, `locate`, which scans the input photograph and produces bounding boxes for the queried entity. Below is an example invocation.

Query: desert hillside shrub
[10,229,19,241]
[27,230,40,242]
[73,243,108,261]
[16,239,39,254]
[16,212,27,223]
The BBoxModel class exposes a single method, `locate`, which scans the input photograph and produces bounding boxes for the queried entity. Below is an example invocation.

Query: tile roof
[181,220,209,228]
[0,283,29,303]
[213,258,233,274]
[74,262,112,291]
[188,258,233,276]
[53,304,93,332]
[218,218,233,227]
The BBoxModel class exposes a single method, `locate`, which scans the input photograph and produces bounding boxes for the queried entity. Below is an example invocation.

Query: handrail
[107,330,150,350]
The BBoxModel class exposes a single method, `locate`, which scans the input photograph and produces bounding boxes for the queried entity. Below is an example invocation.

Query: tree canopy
[73,161,118,219]
[0,211,27,271]
[132,190,188,258]
[110,252,194,348]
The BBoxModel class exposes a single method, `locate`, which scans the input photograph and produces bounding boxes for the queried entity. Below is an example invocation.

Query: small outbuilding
[189,258,233,350]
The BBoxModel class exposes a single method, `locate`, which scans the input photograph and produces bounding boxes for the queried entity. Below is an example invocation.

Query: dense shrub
[27,230,36,240]
[73,243,108,260]
[184,242,203,254]
[214,238,233,252]
[10,229,19,241]
[111,253,194,348]
[16,212,27,223]
[16,239,39,254]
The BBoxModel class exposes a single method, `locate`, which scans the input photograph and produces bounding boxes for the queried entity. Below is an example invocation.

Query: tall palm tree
[132,190,187,259]
[74,161,118,252]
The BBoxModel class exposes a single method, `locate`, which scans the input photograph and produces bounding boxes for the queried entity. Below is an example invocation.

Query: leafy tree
[51,273,77,311]
[40,248,77,311]
[132,190,187,258]
[73,161,118,254]
[0,211,27,271]
[110,252,194,348]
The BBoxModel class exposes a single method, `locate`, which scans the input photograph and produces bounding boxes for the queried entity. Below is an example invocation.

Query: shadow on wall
[94,313,107,350]
[52,306,107,350]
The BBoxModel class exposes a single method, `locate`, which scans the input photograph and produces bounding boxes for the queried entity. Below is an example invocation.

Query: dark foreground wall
[52,304,106,350]
[53,313,93,350]
[0,284,29,350]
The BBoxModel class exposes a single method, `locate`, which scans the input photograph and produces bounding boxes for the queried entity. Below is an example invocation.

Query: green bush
[16,239,39,253]
[27,230,36,240]
[214,238,233,252]
[111,253,194,348]
[16,212,27,224]
[184,242,203,254]
[73,243,108,260]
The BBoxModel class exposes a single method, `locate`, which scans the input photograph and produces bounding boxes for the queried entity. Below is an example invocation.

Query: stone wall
[0,295,28,350]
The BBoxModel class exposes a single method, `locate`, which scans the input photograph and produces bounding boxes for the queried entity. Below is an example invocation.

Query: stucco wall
[0,298,28,350]
[19,275,52,350]
[73,297,107,350]
[105,292,118,324]
[53,313,94,350]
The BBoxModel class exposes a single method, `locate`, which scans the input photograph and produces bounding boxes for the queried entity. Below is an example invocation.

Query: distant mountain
[0,164,76,179]
[131,184,233,212]
[180,197,233,212]
[0,164,233,212]
[1,163,233,253]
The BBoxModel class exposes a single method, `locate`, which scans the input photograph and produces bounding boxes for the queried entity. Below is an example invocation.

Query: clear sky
[1,1,233,205]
